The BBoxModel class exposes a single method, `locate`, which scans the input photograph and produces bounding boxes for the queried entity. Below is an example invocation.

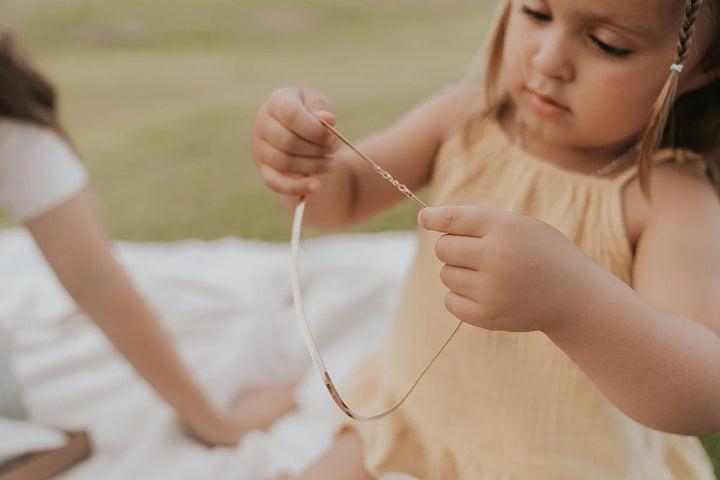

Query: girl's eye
[521,5,552,22]
[590,37,633,58]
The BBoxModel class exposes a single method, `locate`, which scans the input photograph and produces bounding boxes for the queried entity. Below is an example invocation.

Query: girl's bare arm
[548,165,720,436]
[419,162,720,437]
[252,87,481,228]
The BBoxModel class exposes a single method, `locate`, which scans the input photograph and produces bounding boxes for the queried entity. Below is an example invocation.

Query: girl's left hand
[419,206,599,334]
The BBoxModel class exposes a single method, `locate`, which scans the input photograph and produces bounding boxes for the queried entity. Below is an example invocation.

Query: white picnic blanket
[0,227,418,479]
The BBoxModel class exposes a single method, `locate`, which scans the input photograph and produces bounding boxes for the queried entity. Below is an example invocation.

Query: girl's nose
[530,32,574,82]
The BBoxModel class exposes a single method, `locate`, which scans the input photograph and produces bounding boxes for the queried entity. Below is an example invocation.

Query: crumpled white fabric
[0,227,419,479]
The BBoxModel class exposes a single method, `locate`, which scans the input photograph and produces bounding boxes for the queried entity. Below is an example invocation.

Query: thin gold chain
[318,119,428,208]
[515,112,637,177]
[288,120,461,422]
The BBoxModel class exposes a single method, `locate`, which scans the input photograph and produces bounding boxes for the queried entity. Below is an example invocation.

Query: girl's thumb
[311,109,336,126]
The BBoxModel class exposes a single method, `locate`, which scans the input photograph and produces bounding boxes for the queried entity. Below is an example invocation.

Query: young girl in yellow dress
[251,0,720,478]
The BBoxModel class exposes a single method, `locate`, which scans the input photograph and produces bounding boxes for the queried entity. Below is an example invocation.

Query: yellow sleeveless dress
[341,117,716,479]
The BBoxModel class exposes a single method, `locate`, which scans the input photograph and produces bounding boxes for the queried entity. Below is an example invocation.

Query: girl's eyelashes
[590,36,633,58]
[520,3,633,59]
[521,5,552,22]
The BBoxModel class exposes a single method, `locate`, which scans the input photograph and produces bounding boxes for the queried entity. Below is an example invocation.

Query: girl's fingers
[257,139,335,176]
[259,164,321,196]
[299,89,337,125]
[299,89,333,118]
[440,264,484,301]
[260,114,338,159]
[266,89,337,148]
[444,291,482,325]
[419,206,499,237]
[435,234,485,270]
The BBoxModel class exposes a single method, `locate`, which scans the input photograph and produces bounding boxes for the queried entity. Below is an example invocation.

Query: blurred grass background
[0,0,718,473]
[0,0,491,241]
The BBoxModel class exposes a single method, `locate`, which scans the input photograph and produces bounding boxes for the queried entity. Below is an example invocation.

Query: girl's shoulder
[623,157,719,247]
[624,158,720,335]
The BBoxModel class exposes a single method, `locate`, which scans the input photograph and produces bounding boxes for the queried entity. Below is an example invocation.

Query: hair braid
[677,0,704,63]
[637,0,704,197]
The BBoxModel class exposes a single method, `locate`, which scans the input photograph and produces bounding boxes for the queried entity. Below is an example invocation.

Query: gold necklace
[289,120,461,422]
[515,112,637,177]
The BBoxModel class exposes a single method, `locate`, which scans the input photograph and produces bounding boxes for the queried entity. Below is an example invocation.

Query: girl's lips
[527,89,570,116]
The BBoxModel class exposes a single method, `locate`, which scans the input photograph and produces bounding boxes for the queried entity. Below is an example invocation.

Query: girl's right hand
[251,87,340,197]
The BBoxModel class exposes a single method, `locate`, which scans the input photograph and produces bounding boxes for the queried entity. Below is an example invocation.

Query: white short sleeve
[0,119,88,222]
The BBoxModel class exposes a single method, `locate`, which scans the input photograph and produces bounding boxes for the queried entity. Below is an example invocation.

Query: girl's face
[503,0,713,154]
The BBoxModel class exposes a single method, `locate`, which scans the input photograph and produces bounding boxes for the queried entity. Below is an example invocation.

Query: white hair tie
[670,63,684,73]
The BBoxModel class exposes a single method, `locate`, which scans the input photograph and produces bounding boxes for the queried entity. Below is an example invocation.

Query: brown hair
[0,26,75,150]
[637,0,719,195]
[464,0,720,195]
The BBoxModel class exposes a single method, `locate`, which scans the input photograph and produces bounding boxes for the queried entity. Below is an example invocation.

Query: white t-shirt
[0,119,88,222]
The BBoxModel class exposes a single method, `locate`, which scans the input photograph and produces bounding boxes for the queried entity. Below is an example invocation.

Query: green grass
[705,434,720,478]
[1,1,718,474]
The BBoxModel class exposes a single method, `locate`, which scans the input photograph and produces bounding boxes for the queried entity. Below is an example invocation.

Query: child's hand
[419,206,599,334]
[252,87,340,197]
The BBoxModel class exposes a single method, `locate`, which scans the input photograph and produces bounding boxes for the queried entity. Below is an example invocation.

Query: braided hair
[637,0,713,196]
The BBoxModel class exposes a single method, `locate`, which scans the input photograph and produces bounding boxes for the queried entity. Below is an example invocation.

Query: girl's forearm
[546,267,720,437]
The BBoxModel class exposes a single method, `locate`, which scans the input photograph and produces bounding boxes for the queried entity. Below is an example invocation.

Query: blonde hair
[637,0,717,196]
[460,0,512,145]
[463,0,720,195]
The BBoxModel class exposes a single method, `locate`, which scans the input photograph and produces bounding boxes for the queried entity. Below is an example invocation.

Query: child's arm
[419,165,720,437]
[252,87,480,228]
[25,189,257,446]
[547,165,720,437]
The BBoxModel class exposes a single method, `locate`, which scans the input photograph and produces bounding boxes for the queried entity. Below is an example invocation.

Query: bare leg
[274,428,374,480]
